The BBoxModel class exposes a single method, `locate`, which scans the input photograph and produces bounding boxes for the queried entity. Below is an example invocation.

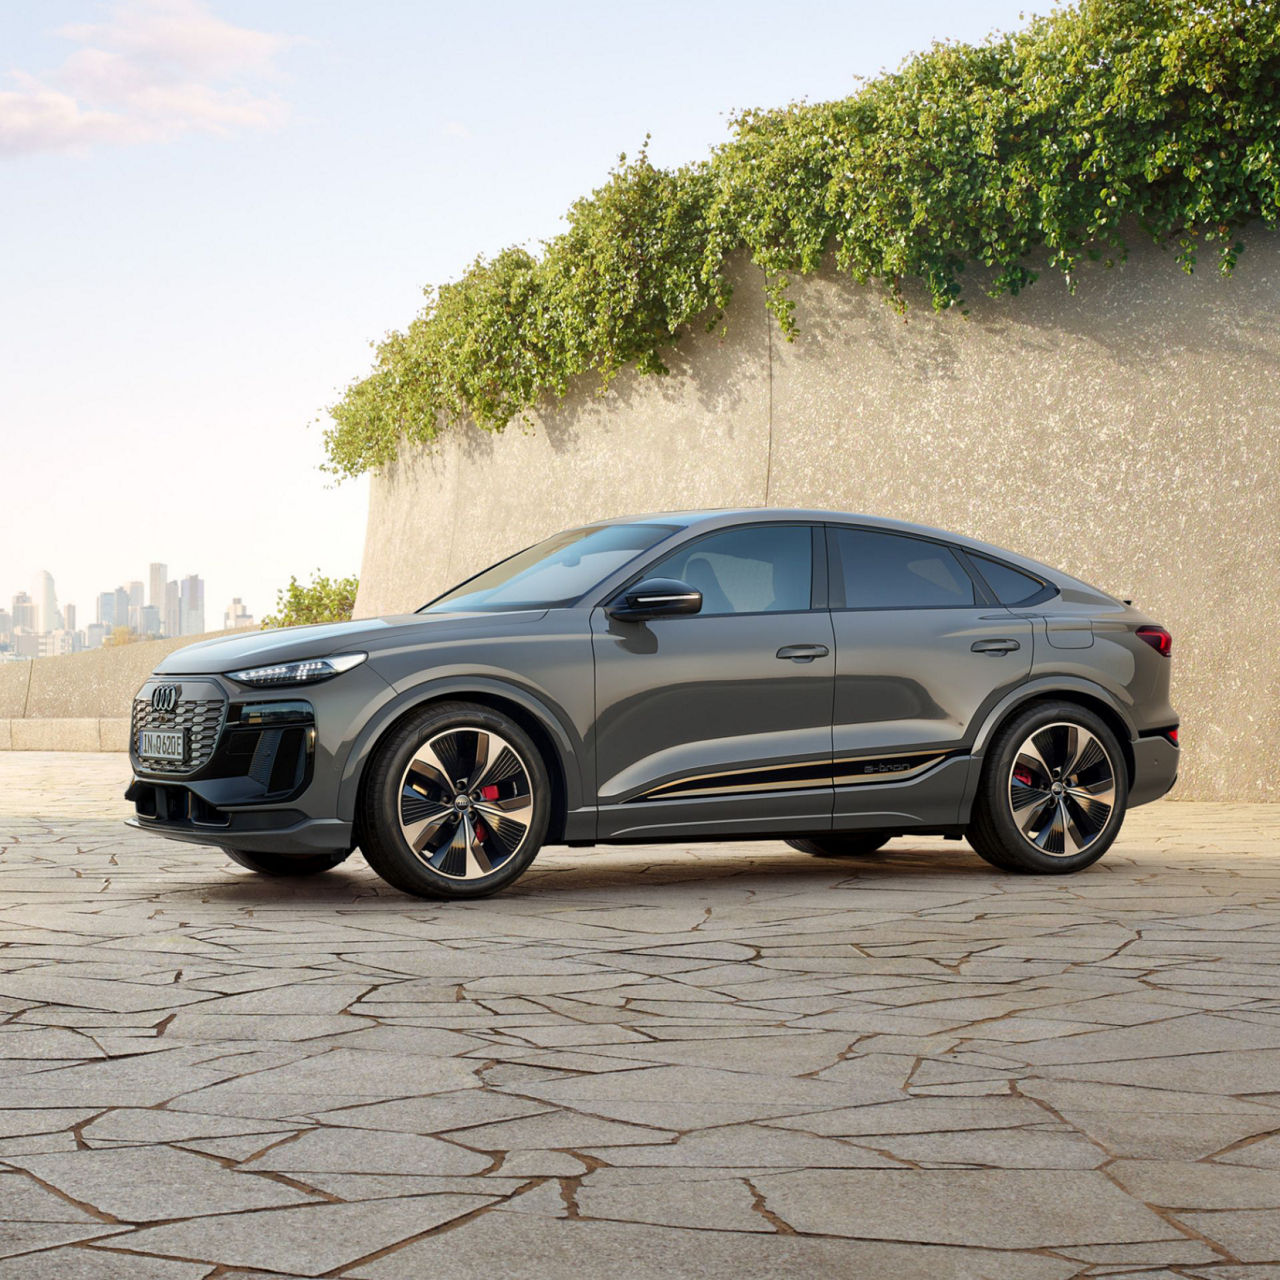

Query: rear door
[826,526,1033,827]
[591,523,835,840]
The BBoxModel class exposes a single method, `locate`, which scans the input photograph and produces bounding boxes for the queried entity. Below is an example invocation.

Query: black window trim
[598,520,827,618]
[824,523,996,612]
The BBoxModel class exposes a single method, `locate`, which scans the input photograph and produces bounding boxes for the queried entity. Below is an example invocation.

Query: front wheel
[786,833,892,858]
[967,701,1128,874]
[223,848,351,877]
[357,701,550,900]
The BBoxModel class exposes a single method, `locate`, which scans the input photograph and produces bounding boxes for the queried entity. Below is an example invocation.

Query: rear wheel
[967,701,1127,874]
[223,848,350,876]
[786,833,892,858]
[358,701,550,900]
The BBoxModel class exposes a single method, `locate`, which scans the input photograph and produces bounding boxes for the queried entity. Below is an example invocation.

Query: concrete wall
[359,232,1280,803]
[0,630,255,752]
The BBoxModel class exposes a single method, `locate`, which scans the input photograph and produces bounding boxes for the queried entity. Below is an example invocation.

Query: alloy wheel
[397,727,534,880]
[1007,721,1116,857]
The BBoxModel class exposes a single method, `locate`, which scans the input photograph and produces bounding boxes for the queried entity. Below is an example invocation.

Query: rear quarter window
[969,554,1055,606]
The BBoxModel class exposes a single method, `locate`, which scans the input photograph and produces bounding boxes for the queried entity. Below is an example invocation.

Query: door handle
[971,638,1021,655]
[776,644,830,662]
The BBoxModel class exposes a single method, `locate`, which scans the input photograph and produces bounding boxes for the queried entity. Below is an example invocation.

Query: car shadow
[162,839,1004,909]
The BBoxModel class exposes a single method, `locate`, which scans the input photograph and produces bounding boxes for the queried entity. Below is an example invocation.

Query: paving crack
[744,1176,795,1233]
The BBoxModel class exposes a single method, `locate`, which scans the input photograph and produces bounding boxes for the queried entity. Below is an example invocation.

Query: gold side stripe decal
[633,752,951,803]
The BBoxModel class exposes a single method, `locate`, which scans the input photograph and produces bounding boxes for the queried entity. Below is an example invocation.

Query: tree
[261,572,359,630]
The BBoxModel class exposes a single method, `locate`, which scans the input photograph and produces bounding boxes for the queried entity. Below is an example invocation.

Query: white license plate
[140,729,185,762]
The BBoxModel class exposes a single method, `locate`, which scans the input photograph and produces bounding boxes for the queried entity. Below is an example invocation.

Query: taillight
[1137,626,1172,657]
[1165,726,1179,746]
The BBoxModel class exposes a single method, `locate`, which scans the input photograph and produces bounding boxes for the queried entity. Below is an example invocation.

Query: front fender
[334,672,589,828]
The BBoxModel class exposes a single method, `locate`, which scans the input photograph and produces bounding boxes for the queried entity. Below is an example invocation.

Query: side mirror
[606,577,702,622]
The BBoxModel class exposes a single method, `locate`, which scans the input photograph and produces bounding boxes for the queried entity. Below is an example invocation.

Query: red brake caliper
[474,784,500,842]
[1013,768,1034,787]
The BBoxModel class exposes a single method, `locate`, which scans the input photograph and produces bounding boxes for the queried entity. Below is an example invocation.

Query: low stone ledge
[0,663,32,719]
[22,628,255,720]
[4,719,130,752]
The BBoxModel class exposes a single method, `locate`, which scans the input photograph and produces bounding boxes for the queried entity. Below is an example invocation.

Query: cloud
[0,0,290,157]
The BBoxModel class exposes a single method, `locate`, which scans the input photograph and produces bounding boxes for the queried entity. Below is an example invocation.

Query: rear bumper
[1129,734,1179,807]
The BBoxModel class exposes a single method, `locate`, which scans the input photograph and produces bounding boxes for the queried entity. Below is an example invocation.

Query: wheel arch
[339,678,586,846]
[971,679,1137,787]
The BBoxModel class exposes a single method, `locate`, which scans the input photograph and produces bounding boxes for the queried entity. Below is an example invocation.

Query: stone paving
[1,752,1278,1279]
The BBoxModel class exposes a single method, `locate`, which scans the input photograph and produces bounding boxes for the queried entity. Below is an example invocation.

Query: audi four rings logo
[151,684,180,713]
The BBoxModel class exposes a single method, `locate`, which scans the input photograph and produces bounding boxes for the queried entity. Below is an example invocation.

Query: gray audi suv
[126,510,1179,898]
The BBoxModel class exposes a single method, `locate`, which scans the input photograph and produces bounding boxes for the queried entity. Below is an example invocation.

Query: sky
[1,0,1052,627]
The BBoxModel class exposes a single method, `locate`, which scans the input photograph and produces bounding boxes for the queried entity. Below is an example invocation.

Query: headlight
[226,653,367,688]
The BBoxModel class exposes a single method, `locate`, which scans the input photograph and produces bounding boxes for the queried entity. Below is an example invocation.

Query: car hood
[154,611,546,675]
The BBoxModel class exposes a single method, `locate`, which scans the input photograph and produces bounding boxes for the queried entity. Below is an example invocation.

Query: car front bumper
[123,806,353,854]
[125,665,390,858]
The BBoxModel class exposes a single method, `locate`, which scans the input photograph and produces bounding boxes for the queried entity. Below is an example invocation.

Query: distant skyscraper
[113,587,130,633]
[126,580,144,631]
[0,609,12,641]
[64,603,76,633]
[149,563,167,610]
[164,580,180,639]
[139,605,161,637]
[85,623,109,650]
[11,591,36,632]
[224,598,254,631]
[180,574,204,636]
[97,591,115,627]
[34,570,57,635]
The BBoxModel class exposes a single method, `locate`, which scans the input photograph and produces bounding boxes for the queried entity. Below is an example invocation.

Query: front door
[825,525,1033,829]
[591,524,835,840]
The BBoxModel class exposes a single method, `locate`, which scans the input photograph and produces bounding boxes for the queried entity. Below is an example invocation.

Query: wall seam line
[764,304,774,504]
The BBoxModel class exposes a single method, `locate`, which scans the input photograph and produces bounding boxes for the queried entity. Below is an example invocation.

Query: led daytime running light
[227,653,367,687]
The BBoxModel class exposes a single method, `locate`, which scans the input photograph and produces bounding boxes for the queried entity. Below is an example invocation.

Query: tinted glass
[833,528,976,609]
[651,526,812,616]
[425,523,676,612]
[971,554,1049,606]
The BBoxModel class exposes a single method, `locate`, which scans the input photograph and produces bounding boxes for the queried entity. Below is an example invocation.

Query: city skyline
[1,561,255,660]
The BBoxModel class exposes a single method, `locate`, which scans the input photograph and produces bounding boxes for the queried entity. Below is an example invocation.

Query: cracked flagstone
[0,753,1278,1276]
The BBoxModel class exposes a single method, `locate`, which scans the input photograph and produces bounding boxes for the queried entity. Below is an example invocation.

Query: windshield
[422,523,678,613]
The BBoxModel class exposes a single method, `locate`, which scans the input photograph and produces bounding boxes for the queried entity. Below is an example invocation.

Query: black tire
[967,700,1128,874]
[223,848,351,876]
[786,833,892,858]
[358,700,550,900]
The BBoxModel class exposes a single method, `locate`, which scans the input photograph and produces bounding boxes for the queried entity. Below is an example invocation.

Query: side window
[650,526,813,616]
[832,528,976,609]
[969,554,1052,606]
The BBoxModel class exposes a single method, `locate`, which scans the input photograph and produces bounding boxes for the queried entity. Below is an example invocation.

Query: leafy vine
[325,0,1280,479]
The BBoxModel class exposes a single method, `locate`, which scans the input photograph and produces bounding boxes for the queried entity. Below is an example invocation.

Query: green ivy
[261,572,360,630]
[325,0,1280,479]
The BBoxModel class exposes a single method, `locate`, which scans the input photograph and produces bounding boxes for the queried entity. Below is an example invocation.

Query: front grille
[132,687,227,775]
